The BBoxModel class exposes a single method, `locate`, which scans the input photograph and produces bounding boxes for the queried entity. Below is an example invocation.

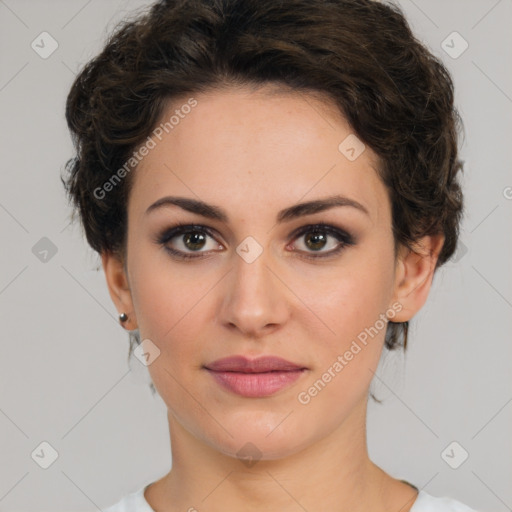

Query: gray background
[0,0,511,510]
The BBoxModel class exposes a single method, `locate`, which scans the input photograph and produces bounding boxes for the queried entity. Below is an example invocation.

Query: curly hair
[62,0,465,359]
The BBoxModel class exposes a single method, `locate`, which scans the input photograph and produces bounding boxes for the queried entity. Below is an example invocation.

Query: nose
[218,242,289,339]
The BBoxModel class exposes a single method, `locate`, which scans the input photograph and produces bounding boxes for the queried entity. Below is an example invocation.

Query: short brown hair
[63,0,465,353]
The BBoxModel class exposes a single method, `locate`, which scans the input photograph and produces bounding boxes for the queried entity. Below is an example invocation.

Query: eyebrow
[145,194,370,223]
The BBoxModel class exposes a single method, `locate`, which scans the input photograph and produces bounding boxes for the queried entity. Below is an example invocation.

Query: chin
[202,415,317,463]
[217,436,310,464]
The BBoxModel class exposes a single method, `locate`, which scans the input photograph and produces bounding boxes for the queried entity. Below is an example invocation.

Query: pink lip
[204,356,307,398]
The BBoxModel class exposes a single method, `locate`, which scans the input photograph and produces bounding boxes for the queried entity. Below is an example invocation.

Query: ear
[101,251,137,330]
[389,234,445,323]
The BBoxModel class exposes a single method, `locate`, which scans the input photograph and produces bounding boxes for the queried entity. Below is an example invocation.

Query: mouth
[203,355,308,398]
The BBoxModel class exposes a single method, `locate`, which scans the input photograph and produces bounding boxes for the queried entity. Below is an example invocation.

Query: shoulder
[410,490,479,512]
[102,485,155,512]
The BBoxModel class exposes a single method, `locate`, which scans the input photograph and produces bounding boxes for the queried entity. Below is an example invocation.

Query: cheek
[294,244,395,406]
[132,266,212,355]
[128,235,209,336]
[131,264,210,409]
[128,252,226,406]
[305,252,394,348]
[295,274,392,420]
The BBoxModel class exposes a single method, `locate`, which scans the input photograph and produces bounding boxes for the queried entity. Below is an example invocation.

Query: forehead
[129,86,388,226]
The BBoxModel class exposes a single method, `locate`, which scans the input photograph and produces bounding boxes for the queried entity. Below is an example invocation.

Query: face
[105,85,432,461]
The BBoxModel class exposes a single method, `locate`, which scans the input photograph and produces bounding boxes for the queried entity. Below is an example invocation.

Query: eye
[156,224,223,260]
[156,222,356,261]
[289,223,355,259]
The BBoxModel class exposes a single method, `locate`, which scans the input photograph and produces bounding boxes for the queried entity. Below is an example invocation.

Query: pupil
[306,232,326,251]
[184,232,205,250]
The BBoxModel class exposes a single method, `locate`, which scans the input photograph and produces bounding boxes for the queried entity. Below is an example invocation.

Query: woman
[63,0,477,510]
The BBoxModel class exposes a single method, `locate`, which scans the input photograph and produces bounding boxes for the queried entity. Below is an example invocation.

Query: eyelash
[155,222,356,261]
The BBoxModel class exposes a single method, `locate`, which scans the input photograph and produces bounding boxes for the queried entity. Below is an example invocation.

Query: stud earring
[119,312,128,323]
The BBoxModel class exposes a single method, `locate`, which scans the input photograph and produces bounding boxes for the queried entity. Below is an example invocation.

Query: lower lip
[206,369,306,398]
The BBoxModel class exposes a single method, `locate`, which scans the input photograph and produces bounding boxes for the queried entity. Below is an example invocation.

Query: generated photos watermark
[297,301,403,405]
[93,97,198,200]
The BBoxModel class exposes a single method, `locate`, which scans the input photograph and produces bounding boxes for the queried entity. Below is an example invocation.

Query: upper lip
[204,356,306,373]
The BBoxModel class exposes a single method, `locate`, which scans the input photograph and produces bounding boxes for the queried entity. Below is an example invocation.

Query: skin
[102,85,444,512]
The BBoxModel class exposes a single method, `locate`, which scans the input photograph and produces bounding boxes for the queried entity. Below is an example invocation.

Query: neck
[145,398,417,512]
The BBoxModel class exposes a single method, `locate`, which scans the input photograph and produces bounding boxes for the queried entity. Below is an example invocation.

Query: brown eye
[157,224,223,260]
[303,231,329,251]
[290,224,356,259]
[182,231,208,251]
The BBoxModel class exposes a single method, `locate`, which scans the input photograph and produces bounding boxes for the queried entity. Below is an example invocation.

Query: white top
[103,483,478,512]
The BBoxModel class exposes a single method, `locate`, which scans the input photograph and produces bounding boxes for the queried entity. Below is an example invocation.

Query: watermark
[503,186,512,200]
[237,441,263,468]
[338,133,365,161]
[441,441,469,469]
[31,441,59,469]
[441,31,469,60]
[236,236,264,263]
[297,301,403,405]
[32,236,58,263]
[31,31,59,59]
[93,97,198,200]
[133,338,161,366]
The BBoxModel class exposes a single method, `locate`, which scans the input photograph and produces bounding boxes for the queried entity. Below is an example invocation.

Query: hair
[62,0,465,373]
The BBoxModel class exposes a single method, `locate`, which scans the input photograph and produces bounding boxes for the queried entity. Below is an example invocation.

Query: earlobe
[390,234,445,323]
[101,251,137,329]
